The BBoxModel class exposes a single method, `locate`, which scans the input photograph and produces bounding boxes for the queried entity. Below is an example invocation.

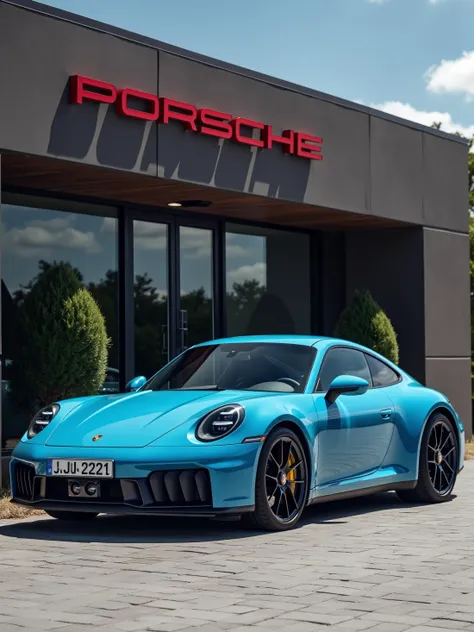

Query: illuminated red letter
[263,126,295,154]
[232,118,265,148]
[295,133,323,160]
[198,109,233,139]
[160,98,197,131]
[70,75,117,105]
[116,88,159,121]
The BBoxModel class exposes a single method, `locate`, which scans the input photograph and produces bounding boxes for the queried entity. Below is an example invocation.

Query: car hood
[45,389,274,448]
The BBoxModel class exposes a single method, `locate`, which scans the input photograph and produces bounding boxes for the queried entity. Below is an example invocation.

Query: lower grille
[14,462,36,501]
[25,468,213,508]
[149,469,212,505]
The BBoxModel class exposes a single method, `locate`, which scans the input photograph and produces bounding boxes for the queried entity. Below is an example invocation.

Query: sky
[4,0,474,317]
[39,0,474,139]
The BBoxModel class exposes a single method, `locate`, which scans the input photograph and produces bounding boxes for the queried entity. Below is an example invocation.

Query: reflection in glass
[144,342,316,393]
[179,226,213,349]
[226,225,310,336]
[133,221,168,380]
[1,200,118,450]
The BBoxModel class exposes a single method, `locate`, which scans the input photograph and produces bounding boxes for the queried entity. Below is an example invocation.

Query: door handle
[380,408,392,420]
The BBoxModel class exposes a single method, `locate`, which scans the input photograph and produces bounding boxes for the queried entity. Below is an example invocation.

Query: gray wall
[0,2,468,233]
[345,228,426,383]
[423,228,471,434]
[344,227,472,437]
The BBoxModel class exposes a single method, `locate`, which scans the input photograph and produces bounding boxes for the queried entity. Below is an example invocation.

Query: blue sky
[41,0,474,138]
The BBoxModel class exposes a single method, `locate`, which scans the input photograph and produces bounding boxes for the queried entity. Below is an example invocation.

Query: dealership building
[0,0,471,480]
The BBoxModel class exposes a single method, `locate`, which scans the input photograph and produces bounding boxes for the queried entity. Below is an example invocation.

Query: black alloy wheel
[247,427,309,531]
[397,412,458,504]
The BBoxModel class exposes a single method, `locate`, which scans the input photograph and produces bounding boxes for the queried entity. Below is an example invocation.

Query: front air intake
[14,462,36,501]
[148,469,212,506]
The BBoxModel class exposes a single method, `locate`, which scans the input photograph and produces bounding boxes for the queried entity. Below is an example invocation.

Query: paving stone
[2,461,474,632]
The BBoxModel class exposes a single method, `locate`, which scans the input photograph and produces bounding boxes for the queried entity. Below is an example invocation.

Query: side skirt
[308,481,417,506]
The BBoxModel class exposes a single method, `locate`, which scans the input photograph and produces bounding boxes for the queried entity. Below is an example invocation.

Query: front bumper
[10,440,262,514]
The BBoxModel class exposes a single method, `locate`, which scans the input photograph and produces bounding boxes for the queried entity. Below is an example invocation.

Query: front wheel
[45,510,99,521]
[397,413,458,504]
[246,427,309,531]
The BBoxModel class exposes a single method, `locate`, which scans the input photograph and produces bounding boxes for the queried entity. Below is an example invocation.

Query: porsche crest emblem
[92,434,103,442]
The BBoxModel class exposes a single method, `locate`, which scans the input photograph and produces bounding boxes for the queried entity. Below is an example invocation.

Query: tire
[397,412,458,504]
[245,427,309,531]
[45,510,99,521]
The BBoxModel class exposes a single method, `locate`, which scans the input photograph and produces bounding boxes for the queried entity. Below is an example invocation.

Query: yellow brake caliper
[287,451,296,494]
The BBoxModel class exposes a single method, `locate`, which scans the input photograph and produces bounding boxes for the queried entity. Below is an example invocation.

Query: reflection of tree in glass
[227,279,267,337]
[10,260,108,412]
[11,261,269,383]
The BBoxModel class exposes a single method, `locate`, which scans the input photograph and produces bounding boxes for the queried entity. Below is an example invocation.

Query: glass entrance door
[133,220,169,378]
[177,225,214,354]
[131,218,216,382]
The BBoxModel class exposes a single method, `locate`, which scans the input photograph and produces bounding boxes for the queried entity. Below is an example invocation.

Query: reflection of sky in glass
[225,232,266,292]
[2,206,273,299]
[180,226,212,296]
[133,220,168,296]
[1,205,117,293]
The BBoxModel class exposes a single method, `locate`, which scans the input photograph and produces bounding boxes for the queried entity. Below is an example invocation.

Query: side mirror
[125,376,147,392]
[325,375,369,404]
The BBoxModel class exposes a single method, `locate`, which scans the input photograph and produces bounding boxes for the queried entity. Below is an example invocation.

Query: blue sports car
[10,335,465,531]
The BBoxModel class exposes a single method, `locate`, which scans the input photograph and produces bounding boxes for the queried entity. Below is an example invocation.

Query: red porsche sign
[70,75,323,161]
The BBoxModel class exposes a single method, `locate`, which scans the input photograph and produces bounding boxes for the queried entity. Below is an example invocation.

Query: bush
[334,289,399,364]
[11,262,109,411]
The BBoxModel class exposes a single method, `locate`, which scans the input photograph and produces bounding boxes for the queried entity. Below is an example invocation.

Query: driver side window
[317,347,372,392]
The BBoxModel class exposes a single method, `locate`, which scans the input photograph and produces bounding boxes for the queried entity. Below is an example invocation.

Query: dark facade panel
[0,2,158,174]
[425,357,472,437]
[423,133,468,233]
[157,52,371,215]
[345,228,425,382]
[318,232,346,337]
[423,228,470,358]
[370,117,423,224]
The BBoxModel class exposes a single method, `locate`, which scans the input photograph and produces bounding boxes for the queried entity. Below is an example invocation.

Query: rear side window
[317,347,372,391]
[365,354,399,387]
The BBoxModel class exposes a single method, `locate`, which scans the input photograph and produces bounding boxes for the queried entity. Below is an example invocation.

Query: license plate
[46,459,114,478]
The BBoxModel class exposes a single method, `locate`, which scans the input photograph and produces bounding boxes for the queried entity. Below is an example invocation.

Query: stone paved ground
[1,463,474,632]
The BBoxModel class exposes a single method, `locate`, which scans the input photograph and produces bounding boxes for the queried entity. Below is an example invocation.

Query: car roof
[194,335,330,347]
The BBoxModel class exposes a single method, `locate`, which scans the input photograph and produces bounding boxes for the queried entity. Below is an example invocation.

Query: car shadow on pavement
[0,491,453,543]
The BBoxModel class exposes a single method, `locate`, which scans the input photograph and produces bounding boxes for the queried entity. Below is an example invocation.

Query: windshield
[142,343,316,393]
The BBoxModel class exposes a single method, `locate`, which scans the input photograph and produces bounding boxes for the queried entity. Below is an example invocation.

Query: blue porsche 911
[10,335,465,531]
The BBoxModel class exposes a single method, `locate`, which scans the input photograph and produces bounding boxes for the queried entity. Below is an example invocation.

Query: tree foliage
[10,262,109,411]
[334,289,399,364]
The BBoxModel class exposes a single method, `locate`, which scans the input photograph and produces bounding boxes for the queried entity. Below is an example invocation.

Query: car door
[313,346,395,487]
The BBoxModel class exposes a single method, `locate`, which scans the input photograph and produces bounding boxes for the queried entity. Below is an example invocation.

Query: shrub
[334,289,399,364]
[11,262,109,411]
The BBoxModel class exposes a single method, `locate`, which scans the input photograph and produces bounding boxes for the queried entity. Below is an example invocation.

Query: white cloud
[369,100,474,140]
[3,215,102,258]
[227,262,267,287]
[426,51,474,100]
[367,0,448,3]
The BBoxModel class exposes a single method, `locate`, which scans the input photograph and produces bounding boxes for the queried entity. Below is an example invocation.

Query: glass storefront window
[133,220,169,380]
[1,196,118,450]
[225,224,311,337]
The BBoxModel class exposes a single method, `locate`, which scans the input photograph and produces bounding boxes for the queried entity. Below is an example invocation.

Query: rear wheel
[45,510,99,521]
[246,427,309,531]
[397,413,458,504]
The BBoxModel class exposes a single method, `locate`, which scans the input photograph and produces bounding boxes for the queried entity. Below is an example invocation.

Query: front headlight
[196,404,245,442]
[27,404,60,439]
